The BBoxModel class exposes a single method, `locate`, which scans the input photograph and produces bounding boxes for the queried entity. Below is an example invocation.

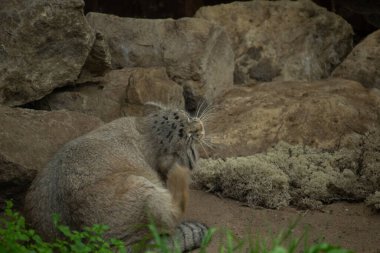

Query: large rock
[0,106,103,207]
[32,67,185,122]
[195,0,353,84]
[203,79,380,158]
[86,13,234,111]
[0,0,95,106]
[332,30,380,89]
[123,68,185,116]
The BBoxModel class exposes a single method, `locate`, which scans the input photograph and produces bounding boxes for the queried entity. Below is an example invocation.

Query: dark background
[84,0,380,44]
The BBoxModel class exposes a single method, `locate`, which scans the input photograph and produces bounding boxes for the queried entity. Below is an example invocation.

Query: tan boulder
[86,13,234,111]
[0,0,95,106]
[33,68,185,122]
[195,0,353,84]
[332,30,380,89]
[123,68,185,116]
[204,79,380,158]
[0,106,103,207]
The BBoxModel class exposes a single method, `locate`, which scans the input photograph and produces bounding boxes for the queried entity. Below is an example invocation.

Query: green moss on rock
[366,191,380,211]
[194,130,380,209]
[196,157,290,209]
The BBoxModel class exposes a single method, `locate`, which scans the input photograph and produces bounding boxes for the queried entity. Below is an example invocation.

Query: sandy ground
[184,190,380,253]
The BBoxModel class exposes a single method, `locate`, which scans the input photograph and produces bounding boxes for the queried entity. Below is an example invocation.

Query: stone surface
[123,68,185,116]
[0,106,103,207]
[203,78,380,158]
[195,0,353,84]
[86,13,234,111]
[0,0,95,106]
[332,30,380,89]
[78,31,112,82]
[32,68,185,121]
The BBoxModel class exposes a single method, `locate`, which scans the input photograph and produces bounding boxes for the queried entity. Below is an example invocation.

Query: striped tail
[126,221,209,252]
[167,221,209,252]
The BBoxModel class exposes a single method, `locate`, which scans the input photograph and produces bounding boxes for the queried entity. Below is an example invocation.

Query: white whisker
[182,110,191,120]
[201,139,215,150]
[199,112,217,122]
[199,104,216,121]
[199,141,210,158]
[195,100,206,118]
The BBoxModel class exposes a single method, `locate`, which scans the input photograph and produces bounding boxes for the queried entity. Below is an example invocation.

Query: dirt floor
[184,190,380,253]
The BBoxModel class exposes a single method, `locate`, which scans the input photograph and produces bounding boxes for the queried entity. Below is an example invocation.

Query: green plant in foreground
[220,217,353,253]
[142,216,353,253]
[212,223,355,253]
[0,201,355,253]
[0,201,126,253]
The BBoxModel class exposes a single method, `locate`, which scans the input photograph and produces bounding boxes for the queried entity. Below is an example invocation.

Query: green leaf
[200,227,217,253]
[270,246,288,253]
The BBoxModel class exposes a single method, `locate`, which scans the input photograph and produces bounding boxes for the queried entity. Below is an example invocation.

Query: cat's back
[25,116,161,238]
